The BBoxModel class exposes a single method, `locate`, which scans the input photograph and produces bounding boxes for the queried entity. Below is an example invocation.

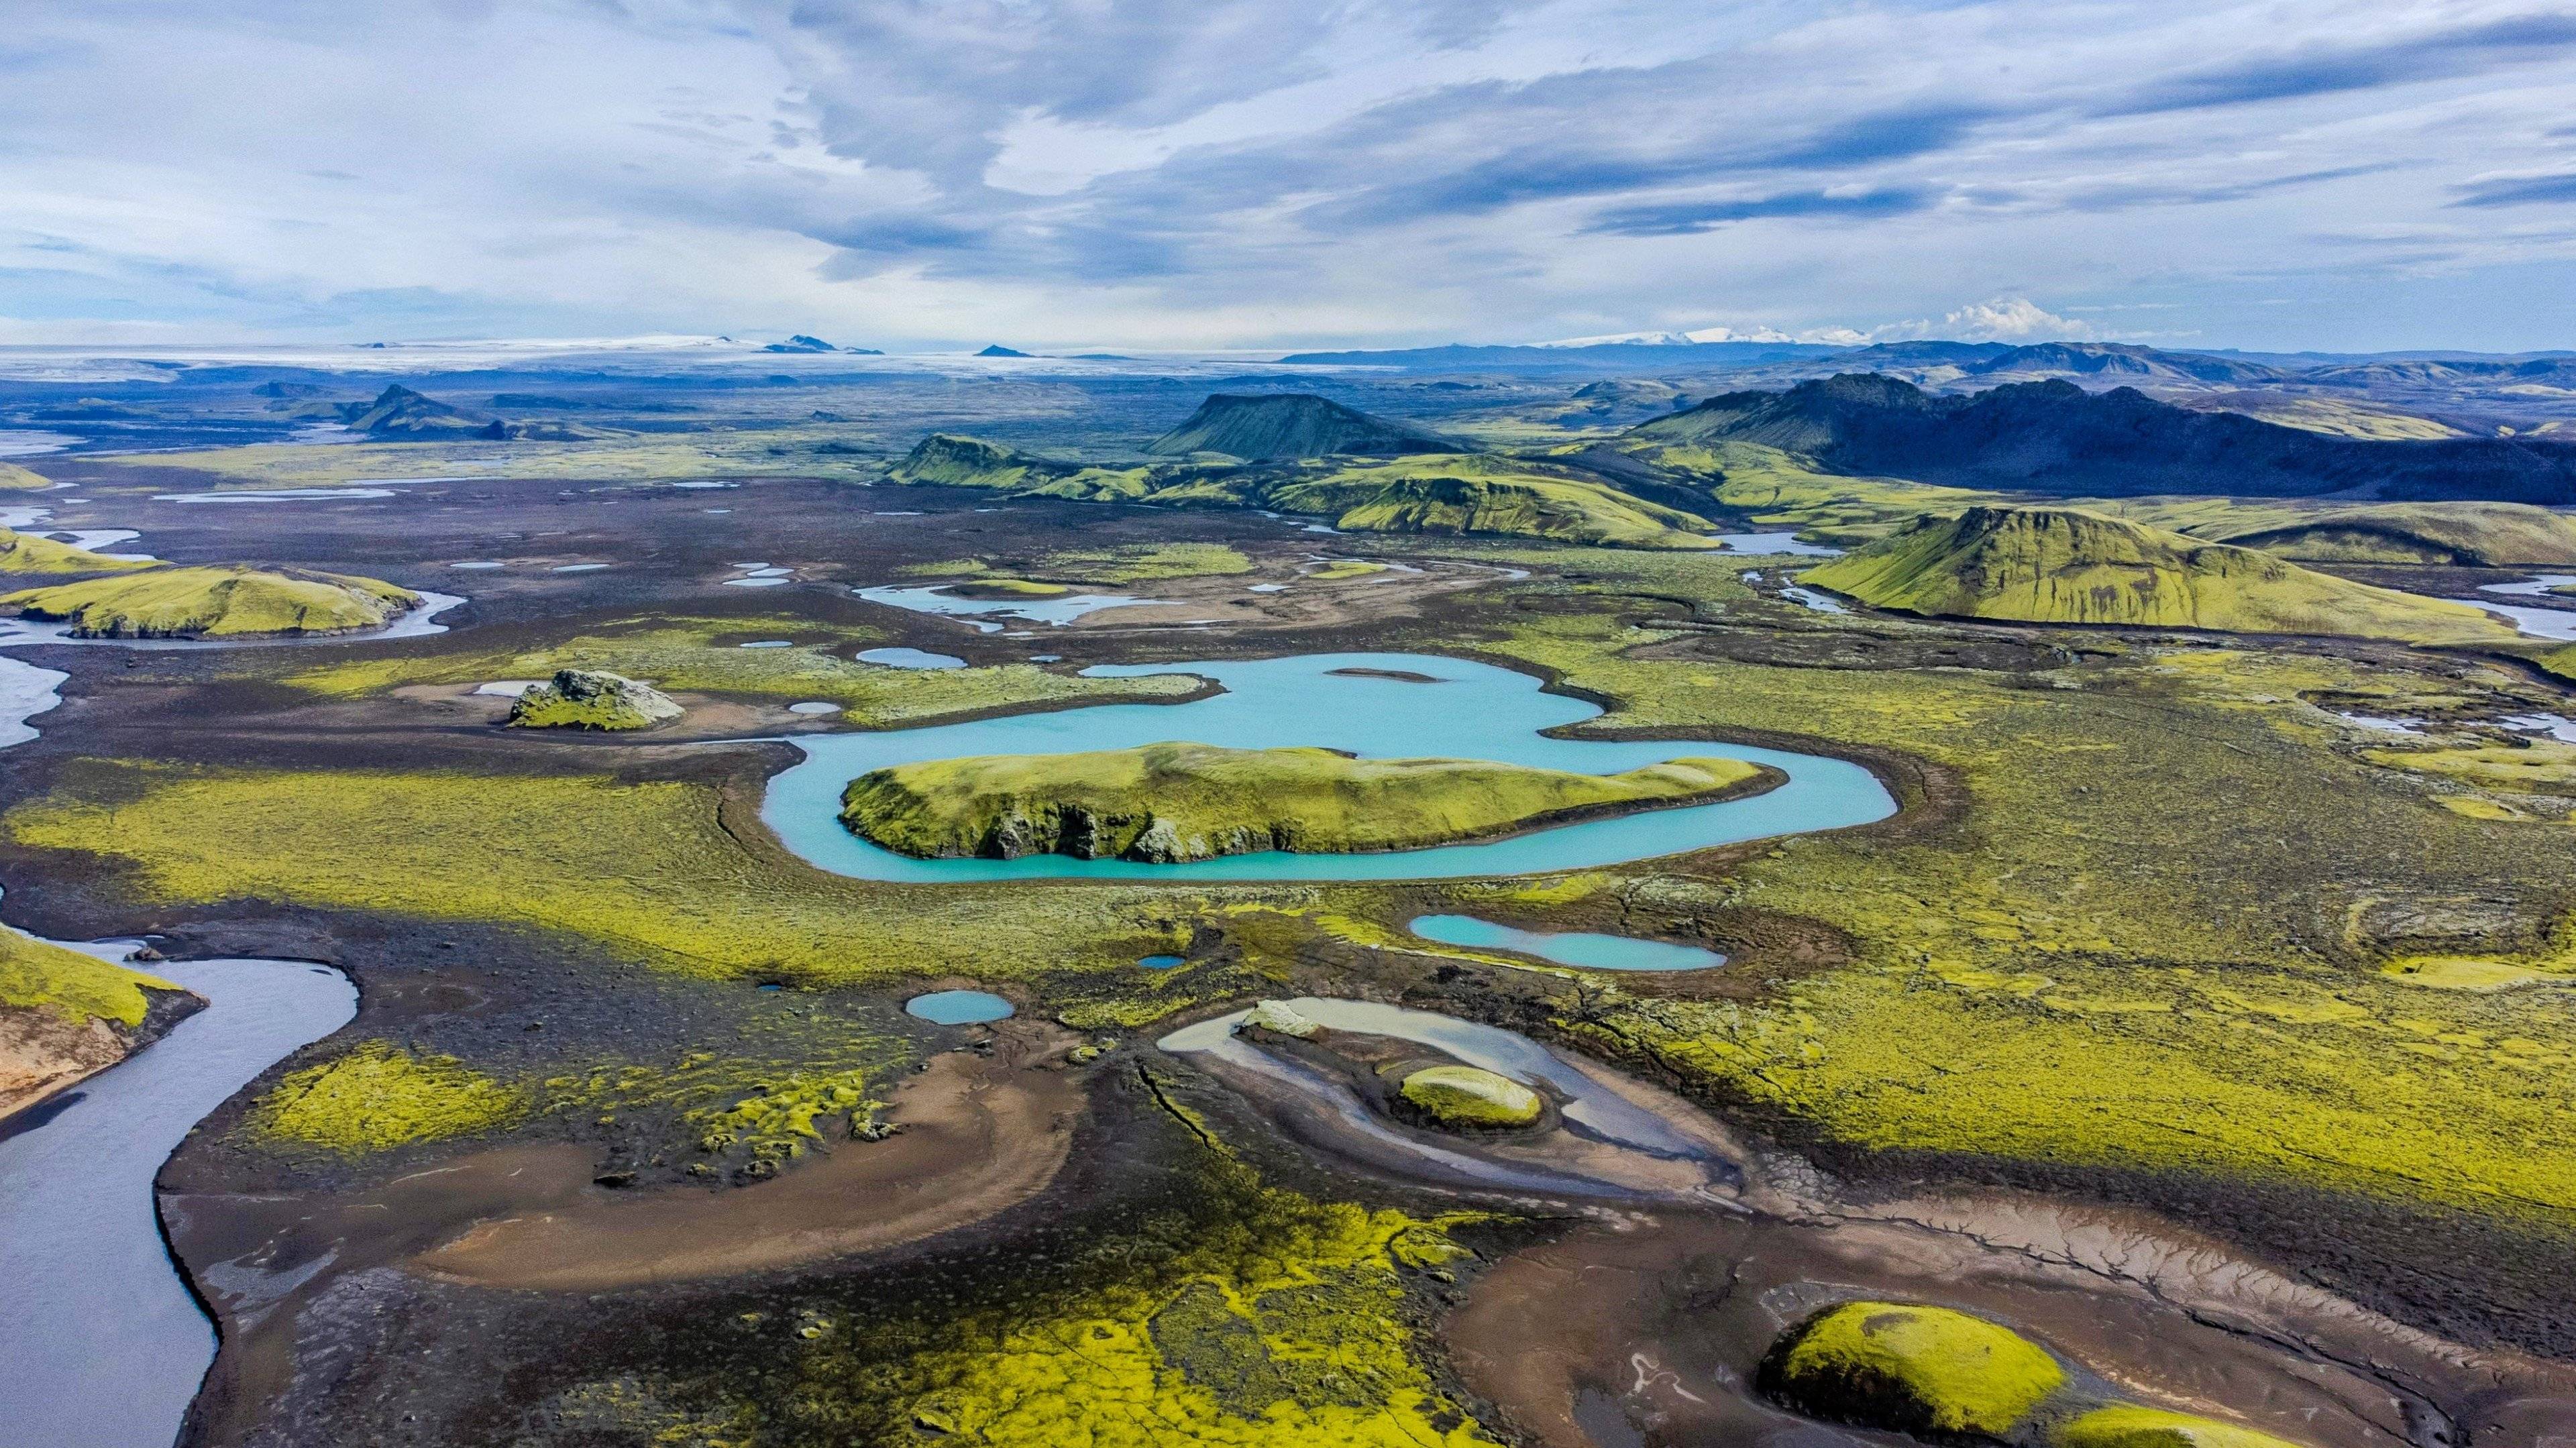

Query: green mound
[1144,392,1450,459]
[0,528,158,575]
[890,435,1719,549]
[0,462,53,491]
[1398,1065,1542,1128]
[2053,1404,2306,1447]
[1,565,418,638]
[507,669,682,730]
[1,924,178,1030]
[839,742,1771,861]
[1801,506,2508,644]
[2216,502,2576,566]
[1761,1300,2065,1441]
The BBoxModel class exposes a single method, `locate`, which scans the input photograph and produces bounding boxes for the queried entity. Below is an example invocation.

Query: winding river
[764,651,1894,881]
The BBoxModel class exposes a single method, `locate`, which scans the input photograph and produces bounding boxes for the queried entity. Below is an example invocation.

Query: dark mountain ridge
[1146,393,1452,459]
[1635,375,2576,502]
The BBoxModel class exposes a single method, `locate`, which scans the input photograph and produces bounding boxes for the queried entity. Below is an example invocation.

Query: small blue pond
[905,990,1016,1024]
[1138,954,1186,970]
[1409,914,1725,972]
[859,647,967,670]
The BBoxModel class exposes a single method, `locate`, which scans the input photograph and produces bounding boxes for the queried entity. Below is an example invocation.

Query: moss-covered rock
[840,742,1773,861]
[2052,1404,2307,1447]
[1241,999,1320,1038]
[0,528,158,575]
[1397,1065,1542,1128]
[1,564,417,637]
[507,669,682,730]
[1760,1300,2065,1442]
[2,926,196,1120]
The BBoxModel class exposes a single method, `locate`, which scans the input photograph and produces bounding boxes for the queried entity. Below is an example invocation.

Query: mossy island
[1395,1064,1543,1129]
[839,741,1778,862]
[1,565,418,638]
[507,669,682,730]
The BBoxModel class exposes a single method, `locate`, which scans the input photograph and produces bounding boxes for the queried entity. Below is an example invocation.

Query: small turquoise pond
[764,651,1893,883]
[1409,914,1725,971]
[1138,954,1186,970]
[905,990,1016,1024]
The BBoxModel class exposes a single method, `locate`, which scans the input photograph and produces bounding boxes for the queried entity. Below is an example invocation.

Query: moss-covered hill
[1,564,418,638]
[891,434,1719,549]
[0,462,56,491]
[2212,501,2576,567]
[1801,506,2511,643]
[840,742,1772,861]
[0,528,158,575]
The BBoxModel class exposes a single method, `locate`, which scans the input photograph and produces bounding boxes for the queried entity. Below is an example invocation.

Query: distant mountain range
[1632,375,2576,502]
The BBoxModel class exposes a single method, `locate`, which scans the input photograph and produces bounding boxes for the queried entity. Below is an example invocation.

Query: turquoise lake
[763,652,1894,882]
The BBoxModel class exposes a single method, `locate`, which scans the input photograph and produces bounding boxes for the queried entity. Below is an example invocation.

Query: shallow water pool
[1409,915,1725,971]
[905,990,1016,1024]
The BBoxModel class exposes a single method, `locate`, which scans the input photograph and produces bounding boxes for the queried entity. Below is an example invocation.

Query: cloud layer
[4,0,2573,350]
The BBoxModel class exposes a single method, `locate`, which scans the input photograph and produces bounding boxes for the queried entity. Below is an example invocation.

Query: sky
[4,0,2575,353]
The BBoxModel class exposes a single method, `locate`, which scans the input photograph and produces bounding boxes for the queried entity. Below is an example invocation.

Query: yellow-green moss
[1043,542,1255,581]
[0,529,158,575]
[1765,1301,2064,1438]
[841,742,1766,861]
[252,1040,529,1152]
[0,926,176,1027]
[2053,1403,2306,1447]
[1307,559,1389,581]
[1398,1066,1542,1127]
[4,565,417,638]
[0,462,53,490]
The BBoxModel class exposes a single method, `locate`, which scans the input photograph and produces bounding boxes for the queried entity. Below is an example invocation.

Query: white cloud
[0,0,2572,349]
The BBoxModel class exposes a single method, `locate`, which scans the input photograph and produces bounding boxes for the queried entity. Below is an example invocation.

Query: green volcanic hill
[889,435,1719,548]
[1633,375,2576,502]
[1801,506,2512,643]
[1146,393,1450,460]
[840,742,1774,862]
[339,384,486,437]
[2211,502,2576,566]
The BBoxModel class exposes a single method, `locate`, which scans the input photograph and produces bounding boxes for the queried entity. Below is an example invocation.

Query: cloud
[1587,188,1929,236]
[2450,170,2576,207]
[1878,299,2103,343]
[0,1,2573,349]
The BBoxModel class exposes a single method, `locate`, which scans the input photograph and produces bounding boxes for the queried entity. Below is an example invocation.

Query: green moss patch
[4,565,417,638]
[1762,1300,2065,1440]
[1398,1066,1542,1128]
[252,1040,531,1153]
[840,742,1769,860]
